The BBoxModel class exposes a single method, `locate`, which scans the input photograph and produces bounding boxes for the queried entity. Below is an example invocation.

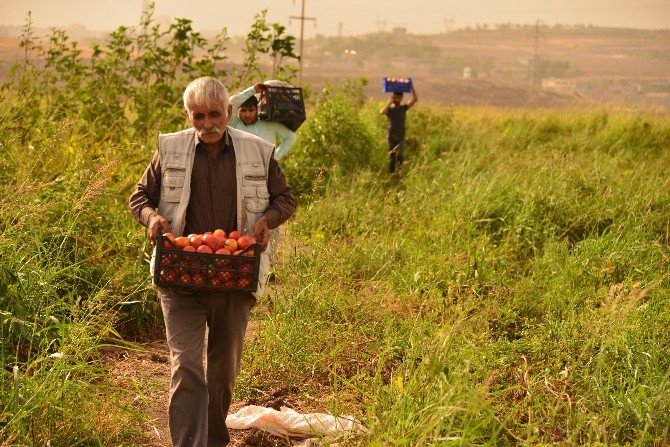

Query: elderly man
[229,82,297,161]
[129,76,296,446]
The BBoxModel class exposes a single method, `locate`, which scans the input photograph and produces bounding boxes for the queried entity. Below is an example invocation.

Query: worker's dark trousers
[389,138,405,173]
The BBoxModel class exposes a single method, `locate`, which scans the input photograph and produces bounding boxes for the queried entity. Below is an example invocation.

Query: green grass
[241,106,670,445]
[0,114,159,444]
[1,70,669,445]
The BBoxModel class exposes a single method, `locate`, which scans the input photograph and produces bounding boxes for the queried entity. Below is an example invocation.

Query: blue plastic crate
[383,77,412,93]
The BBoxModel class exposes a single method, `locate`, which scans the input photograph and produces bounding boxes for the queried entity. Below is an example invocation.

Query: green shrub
[282,86,384,197]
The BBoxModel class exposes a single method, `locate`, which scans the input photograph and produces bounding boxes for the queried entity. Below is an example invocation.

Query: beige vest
[151,126,275,299]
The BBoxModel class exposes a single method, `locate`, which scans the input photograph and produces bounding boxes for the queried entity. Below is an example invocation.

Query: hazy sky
[2,0,669,36]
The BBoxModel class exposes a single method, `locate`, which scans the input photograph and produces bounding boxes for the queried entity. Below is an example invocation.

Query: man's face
[392,94,403,106]
[238,105,259,125]
[187,101,232,146]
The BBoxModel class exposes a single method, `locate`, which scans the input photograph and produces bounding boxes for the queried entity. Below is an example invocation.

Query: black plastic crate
[154,234,262,292]
[259,85,306,132]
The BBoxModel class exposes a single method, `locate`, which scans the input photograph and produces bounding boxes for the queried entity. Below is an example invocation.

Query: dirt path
[109,321,300,446]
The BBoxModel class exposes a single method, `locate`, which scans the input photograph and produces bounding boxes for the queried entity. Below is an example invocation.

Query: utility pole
[443,14,454,33]
[376,17,387,33]
[289,0,316,85]
[530,19,541,101]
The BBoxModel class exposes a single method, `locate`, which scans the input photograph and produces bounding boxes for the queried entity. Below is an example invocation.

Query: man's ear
[225,104,233,124]
[184,109,192,124]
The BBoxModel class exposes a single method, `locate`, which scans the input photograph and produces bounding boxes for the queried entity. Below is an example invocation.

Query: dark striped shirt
[128,131,295,234]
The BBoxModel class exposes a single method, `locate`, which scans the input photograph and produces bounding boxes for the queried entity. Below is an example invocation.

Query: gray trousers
[158,288,256,447]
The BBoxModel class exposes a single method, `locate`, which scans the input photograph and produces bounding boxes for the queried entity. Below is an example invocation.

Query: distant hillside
[301,26,670,108]
[2,24,668,109]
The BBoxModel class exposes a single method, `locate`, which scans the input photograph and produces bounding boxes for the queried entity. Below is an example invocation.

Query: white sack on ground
[226,405,369,438]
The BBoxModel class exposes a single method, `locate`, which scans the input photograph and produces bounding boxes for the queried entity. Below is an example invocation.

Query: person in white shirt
[229,83,297,161]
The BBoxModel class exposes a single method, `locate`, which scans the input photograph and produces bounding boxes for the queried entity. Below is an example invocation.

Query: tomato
[175,237,190,248]
[163,232,177,248]
[203,234,225,252]
[237,235,256,250]
[197,245,213,254]
[160,267,177,282]
[224,238,238,253]
[237,273,252,288]
[189,235,204,249]
[178,272,192,284]
[192,272,206,285]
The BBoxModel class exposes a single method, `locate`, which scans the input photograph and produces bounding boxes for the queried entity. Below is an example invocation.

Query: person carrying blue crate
[229,82,298,161]
[380,80,418,173]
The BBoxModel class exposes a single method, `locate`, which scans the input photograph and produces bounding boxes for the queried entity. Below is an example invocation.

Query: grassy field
[246,104,670,445]
[1,21,669,443]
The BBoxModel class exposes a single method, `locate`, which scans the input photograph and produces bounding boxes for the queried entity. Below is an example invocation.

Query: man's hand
[252,215,271,251]
[147,213,171,244]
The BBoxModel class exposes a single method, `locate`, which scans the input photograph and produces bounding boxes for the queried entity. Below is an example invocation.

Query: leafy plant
[281,81,383,197]
[237,9,300,87]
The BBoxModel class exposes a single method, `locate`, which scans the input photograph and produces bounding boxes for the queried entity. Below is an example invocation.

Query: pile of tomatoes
[158,229,258,289]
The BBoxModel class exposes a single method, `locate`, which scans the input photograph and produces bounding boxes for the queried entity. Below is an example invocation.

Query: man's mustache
[199,126,222,137]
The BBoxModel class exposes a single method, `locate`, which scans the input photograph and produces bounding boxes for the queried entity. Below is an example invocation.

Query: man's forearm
[140,206,156,228]
[408,87,418,107]
[380,102,391,115]
[275,132,297,161]
[264,156,296,228]
[129,150,162,227]
[129,186,159,227]
[229,86,256,109]
[262,209,282,229]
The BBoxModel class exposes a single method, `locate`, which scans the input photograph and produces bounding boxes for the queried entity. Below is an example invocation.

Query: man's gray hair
[183,77,229,115]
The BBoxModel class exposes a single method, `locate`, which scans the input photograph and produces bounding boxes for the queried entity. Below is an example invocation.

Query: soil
[108,322,303,447]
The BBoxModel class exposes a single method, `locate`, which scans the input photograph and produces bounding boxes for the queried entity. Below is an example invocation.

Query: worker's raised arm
[407,86,418,109]
[274,122,297,161]
[380,96,393,115]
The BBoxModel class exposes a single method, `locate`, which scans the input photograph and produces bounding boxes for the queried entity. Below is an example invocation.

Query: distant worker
[229,82,297,161]
[380,85,418,173]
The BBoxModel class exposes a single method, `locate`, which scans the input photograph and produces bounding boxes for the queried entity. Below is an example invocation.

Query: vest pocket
[244,174,267,182]
[242,185,269,212]
[162,170,185,202]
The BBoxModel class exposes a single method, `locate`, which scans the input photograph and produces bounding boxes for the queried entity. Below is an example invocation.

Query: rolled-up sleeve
[263,157,296,228]
[273,122,297,161]
[128,149,162,227]
[228,86,256,129]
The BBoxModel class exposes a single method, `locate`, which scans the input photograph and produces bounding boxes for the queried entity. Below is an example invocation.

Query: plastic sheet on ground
[226,405,369,439]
